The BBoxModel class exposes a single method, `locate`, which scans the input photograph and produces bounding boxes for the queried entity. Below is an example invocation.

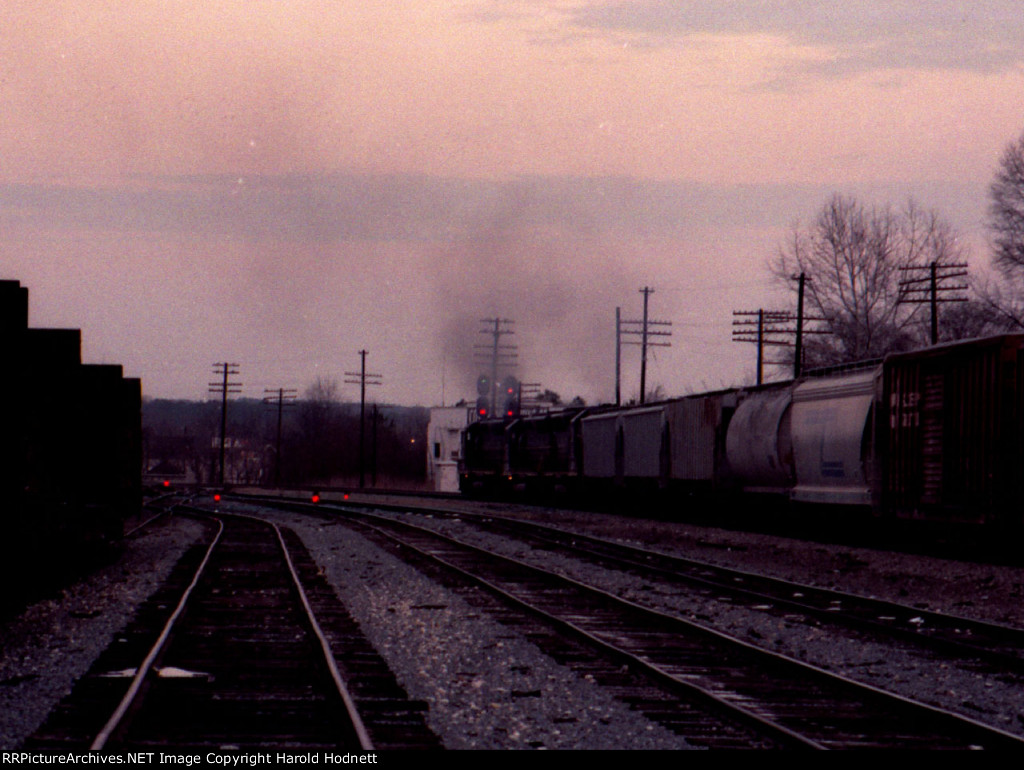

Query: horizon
[4,2,1023,407]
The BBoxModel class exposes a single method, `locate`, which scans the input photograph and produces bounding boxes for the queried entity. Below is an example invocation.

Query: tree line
[143,378,429,488]
[766,127,1024,372]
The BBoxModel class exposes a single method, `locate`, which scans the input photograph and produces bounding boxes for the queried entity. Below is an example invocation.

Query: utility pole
[733,281,829,383]
[793,272,806,378]
[898,261,969,344]
[474,317,516,416]
[518,381,542,414]
[732,310,800,385]
[371,403,379,488]
[263,387,297,487]
[208,363,241,486]
[620,287,671,404]
[784,272,831,378]
[615,307,622,407]
[640,287,652,401]
[345,350,381,489]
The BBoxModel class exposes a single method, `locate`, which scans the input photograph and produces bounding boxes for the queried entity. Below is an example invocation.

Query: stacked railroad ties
[0,280,141,598]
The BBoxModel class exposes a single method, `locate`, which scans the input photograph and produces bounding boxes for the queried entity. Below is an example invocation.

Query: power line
[731,304,828,385]
[898,261,969,345]
[208,362,241,486]
[619,287,672,405]
[263,387,297,487]
[345,350,382,489]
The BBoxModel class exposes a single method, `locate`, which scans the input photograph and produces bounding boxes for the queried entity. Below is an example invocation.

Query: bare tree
[989,129,1024,280]
[975,128,1024,332]
[296,377,343,483]
[770,194,969,368]
[971,273,1024,332]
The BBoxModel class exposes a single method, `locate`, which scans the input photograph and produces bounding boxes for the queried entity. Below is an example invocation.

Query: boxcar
[882,334,1024,525]
[663,391,737,492]
[620,406,667,486]
[579,405,668,489]
[580,411,619,480]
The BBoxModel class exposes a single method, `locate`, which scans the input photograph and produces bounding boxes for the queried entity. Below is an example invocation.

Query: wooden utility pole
[898,261,969,344]
[620,287,671,404]
[734,276,829,383]
[731,310,805,385]
[794,272,806,378]
[263,387,297,486]
[615,306,622,407]
[208,363,241,485]
[345,350,381,489]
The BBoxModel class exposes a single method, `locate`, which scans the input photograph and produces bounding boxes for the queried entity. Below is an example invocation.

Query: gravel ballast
[372,507,1024,739]
[249,508,698,749]
[3,496,1023,749]
[0,514,208,749]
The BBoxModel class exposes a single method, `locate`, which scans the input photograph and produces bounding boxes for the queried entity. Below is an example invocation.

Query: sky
[2,1,1024,407]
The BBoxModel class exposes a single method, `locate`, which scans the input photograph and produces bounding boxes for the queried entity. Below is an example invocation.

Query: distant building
[209,436,264,485]
[426,406,476,492]
[144,432,198,487]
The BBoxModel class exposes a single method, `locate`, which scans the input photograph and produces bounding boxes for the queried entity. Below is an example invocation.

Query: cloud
[0,170,819,403]
[0,172,833,246]
[0,167,991,403]
[566,1,1024,75]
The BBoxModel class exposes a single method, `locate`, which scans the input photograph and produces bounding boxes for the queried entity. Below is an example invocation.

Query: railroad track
[26,512,439,751]
[405,509,1024,672]
[238,497,1024,750]
[242,493,1024,675]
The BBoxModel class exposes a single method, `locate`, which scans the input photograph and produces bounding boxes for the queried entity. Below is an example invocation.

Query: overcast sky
[3,1,1023,406]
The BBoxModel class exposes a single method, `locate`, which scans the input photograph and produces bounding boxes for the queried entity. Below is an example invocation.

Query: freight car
[881,334,1024,525]
[461,334,1024,528]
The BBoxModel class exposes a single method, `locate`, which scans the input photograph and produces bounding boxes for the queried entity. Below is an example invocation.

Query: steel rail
[259,491,1024,672]
[456,512,1024,670]
[265,517,375,751]
[348,512,823,749]
[90,518,224,750]
[334,507,1024,750]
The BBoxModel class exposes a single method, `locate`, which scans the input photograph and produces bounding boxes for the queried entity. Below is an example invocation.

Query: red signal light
[163,480,171,488]
[311,493,321,504]
[343,493,350,500]
[213,493,221,502]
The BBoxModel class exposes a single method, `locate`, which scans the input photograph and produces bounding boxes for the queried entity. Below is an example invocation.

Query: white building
[426,406,476,492]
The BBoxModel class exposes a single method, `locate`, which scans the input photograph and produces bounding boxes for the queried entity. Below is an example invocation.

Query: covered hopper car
[461,334,1024,528]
